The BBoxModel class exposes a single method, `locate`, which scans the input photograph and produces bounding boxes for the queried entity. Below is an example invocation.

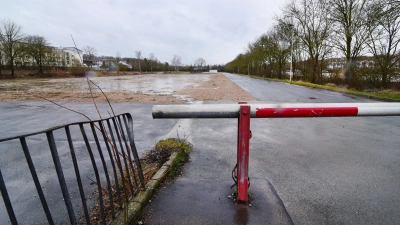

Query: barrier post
[237,105,251,202]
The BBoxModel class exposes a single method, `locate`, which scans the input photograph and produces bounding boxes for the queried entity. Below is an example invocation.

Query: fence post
[237,105,251,202]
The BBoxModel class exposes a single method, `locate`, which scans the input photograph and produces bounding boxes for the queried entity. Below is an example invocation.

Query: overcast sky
[1,0,285,65]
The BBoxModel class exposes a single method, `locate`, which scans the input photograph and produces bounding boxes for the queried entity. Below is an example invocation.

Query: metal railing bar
[79,124,106,225]
[117,116,138,189]
[123,114,144,188]
[90,122,115,219]
[125,114,145,187]
[106,119,127,206]
[46,131,76,225]
[20,137,54,225]
[0,114,130,143]
[99,120,123,209]
[111,117,134,194]
[65,126,90,224]
[0,168,18,225]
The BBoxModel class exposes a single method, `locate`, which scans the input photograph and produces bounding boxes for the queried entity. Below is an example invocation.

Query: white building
[52,47,83,67]
[0,46,83,67]
[118,61,132,69]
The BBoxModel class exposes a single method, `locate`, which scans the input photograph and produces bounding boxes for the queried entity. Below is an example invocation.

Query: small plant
[168,149,188,177]
[148,138,191,166]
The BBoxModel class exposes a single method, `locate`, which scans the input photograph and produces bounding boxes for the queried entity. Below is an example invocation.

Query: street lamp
[288,23,294,82]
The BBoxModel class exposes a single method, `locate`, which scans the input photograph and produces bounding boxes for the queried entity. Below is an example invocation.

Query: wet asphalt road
[194,74,400,224]
[144,73,400,224]
[1,73,400,224]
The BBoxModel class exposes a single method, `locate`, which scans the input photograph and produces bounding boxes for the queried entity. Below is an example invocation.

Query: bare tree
[116,52,121,63]
[286,0,333,83]
[135,50,142,71]
[0,43,3,76]
[366,0,400,87]
[171,55,182,72]
[328,0,371,80]
[149,53,156,72]
[194,58,206,71]
[0,19,26,78]
[267,25,292,79]
[25,35,51,74]
[82,46,97,60]
[246,38,267,76]
[260,33,279,77]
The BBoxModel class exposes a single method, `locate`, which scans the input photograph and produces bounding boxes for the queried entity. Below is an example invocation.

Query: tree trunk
[381,64,388,88]
[39,57,43,74]
[0,52,2,76]
[344,35,352,82]
[10,57,15,79]
[311,58,319,83]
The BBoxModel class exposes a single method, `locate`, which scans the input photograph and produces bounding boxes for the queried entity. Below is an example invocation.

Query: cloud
[1,0,285,65]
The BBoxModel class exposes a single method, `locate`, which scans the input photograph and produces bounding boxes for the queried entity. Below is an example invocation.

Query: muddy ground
[0,73,255,103]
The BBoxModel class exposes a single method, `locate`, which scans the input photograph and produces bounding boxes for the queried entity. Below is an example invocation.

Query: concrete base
[140,178,293,225]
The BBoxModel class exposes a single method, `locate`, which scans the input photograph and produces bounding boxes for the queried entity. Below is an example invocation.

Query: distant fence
[0,113,144,224]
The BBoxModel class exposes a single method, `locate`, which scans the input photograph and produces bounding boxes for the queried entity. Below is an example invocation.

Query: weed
[168,150,187,177]
[143,138,192,178]
[147,138,191,167]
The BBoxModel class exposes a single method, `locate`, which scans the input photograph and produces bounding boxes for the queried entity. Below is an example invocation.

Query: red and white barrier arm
[152,103,400,118]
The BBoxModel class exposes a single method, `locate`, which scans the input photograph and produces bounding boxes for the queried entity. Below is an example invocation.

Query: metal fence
[0,113,144,224]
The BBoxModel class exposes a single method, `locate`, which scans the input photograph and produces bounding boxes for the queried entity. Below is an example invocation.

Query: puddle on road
[1,73,208,93]
[85,74,210,95]
[80,74,210,102]
[0,73,255,103]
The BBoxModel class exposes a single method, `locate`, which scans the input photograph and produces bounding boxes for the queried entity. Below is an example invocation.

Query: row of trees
[226,0,400,89]
[0,19,57,78]
[88,46,210,73]
[1,18,218,78]
[82,43,209,72]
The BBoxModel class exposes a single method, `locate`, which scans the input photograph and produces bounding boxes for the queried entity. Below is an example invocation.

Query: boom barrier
[153,103,400,118]
[152,103,400,202]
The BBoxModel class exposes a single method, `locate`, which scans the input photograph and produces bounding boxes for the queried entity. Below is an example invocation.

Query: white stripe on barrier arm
[357,107,400,116]
[152,103,400,119]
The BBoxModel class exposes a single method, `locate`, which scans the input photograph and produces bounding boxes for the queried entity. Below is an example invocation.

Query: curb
[111,152,178,225]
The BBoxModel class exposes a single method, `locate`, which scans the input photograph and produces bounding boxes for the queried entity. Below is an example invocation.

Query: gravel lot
[0,73,255,103]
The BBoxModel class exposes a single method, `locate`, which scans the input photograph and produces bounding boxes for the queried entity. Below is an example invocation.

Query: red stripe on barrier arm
[255,107,359,118]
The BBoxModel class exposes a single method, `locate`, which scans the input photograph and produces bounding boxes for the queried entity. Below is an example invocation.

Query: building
[0,45,83,67]
[52,47,83,67]
[118,61,132,69]
[83,58,102,67]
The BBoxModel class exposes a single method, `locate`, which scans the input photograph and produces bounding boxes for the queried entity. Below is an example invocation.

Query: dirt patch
[0,73,255,103]
[0,90,185,103]
[177,73,255,102]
